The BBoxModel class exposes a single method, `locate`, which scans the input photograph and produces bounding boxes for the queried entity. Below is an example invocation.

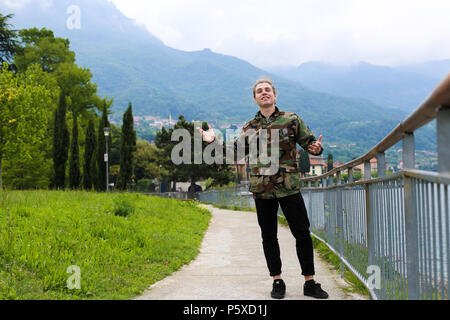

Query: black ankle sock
[305,280,315,286]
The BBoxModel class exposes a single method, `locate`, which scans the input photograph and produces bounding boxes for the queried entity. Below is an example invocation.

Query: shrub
[113,198,134,217]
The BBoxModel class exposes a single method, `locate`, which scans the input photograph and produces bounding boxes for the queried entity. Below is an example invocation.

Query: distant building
[309,155,326,176]
[230,159,249,183]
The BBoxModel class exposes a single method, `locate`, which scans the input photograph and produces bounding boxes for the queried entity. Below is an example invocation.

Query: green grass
[206,202,256,212]
[0,190,211,300]
[309,236,370,297]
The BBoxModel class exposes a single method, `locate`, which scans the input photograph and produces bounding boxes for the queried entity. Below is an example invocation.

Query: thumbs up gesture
[197,124,216,143]
[308,135,323,155]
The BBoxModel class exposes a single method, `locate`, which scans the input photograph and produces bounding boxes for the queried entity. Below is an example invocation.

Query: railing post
[376,152,386,178]
[402,133,415,170]
[437,106,450,174]
[364,161,372,180]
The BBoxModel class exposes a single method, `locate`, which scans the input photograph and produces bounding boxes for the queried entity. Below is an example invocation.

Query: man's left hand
[308,135,323,155]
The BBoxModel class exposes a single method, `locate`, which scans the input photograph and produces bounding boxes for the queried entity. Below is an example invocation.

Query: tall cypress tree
[299,150,311,176]
[327,153,334,172]
[116,102,136,190]
[52,91,69,189]
[69,113,81,189]
[95,102,110,191]
[83,119,96,190]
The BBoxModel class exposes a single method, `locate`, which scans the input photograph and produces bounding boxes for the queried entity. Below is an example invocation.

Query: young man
[198,78,328,299]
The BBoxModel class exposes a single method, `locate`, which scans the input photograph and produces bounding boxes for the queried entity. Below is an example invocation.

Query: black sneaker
[303,280,329,299]
[271,279,286,299]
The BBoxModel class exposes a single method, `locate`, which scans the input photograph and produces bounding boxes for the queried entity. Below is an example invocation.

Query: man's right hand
[197,124,215,143]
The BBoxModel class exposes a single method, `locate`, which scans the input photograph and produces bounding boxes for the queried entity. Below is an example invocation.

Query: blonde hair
[253,77,277,98]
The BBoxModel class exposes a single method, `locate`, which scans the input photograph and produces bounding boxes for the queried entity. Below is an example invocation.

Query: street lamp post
[104,127,111,192]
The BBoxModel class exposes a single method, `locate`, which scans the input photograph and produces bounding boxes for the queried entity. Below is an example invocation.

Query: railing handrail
[301,72,450,182]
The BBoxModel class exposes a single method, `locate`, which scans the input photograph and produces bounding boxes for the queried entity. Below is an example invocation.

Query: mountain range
[1,0,440,159]
[267,60,450,112]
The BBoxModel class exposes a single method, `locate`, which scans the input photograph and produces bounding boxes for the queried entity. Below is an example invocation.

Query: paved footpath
[136,205,367,300]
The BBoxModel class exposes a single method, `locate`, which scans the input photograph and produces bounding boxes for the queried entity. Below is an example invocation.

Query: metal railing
[198,72,450,300]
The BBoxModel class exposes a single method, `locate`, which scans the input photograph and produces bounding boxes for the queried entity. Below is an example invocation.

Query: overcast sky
[108,0,450,69]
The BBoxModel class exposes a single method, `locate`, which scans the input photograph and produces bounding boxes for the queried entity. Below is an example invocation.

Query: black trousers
[254,192,315,277]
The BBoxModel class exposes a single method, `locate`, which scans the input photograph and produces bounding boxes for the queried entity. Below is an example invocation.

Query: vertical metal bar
[336,185,345,276]
[308,190,313,226]
[394,178,403,299]
[377,152,386,178]
[402,133,415,170]
[431,183,437,298]
[365,183,374,288]
[437,184,444,300]
[379,181,386,298]
[358,185,364,276]
[404,174,419,299]
[386,180,394,298]
[400,179,407,299]
[380,182,387,299]
[445,184,449,300]
[384,181,392,297]
[437,106,450,174]
[425,181,432,299]
[418,180,425,299]
[352,186,357,274]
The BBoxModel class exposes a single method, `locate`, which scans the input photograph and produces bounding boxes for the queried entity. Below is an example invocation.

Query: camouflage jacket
[235,107,322,199]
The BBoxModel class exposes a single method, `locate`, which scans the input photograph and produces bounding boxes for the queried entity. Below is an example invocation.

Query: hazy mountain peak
[1,0,163,45]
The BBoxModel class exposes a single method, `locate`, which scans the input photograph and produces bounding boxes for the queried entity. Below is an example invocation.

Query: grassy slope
[0,190,211,300]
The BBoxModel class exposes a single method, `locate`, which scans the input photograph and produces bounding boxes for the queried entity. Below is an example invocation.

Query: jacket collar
[255,106,281,121]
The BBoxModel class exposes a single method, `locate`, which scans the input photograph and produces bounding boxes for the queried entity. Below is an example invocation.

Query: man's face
[254,82,277,108]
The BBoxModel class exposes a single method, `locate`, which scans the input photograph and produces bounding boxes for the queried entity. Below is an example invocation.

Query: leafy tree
[116,103,137,190]
[15,28,75,73]
[83,119,96,190]
[0,13,19,65]
[299,150,311,176]
[52,91,70,189]
[155,115,233,189]
[0,64,57,189]
[55,62,98,116]
[69,113,81,189]
[15,27,101,119]
[134,140,161,182]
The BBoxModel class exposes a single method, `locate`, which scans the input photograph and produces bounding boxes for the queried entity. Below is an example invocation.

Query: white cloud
[4,0,450,67]
[0,0,31,9]
[0,0,53,10]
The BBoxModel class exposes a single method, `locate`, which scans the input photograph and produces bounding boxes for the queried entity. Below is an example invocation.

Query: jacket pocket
[249,174,265,194]
[283,171,301,192]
